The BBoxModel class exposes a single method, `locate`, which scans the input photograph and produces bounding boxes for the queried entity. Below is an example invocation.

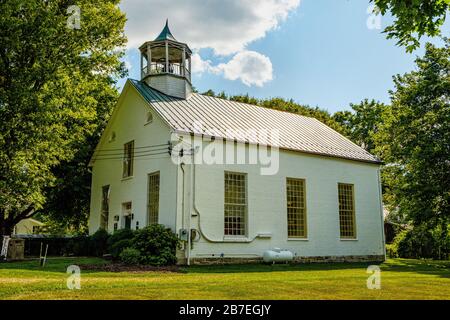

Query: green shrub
[110,239,133,259]
[131,224,179,266]
[69,237,91,256]
[119,248,141,265]
[385,244,398,258]
[107,229,134,248]
[107,229,134,259]
[89,228,110,257]
[392,223,450,260]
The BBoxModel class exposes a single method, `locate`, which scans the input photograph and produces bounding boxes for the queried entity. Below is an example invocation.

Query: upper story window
[286,178,307,238]
[338,183,356,239]
[224,171,247,236]
[123,141,134,178]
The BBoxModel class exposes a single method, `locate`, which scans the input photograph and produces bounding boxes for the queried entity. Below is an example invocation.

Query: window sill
[288,238,309,241]
[121,176,134,181]
[340,238,358,241]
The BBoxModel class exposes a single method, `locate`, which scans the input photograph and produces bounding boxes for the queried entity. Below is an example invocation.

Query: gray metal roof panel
[129,79,381,164]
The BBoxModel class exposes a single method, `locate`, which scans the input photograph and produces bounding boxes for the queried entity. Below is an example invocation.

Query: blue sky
[119,0,449,113]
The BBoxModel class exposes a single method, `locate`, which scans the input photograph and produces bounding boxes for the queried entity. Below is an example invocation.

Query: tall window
[100,185,110,230]
[338,183,356,239]
[147,172,160,225]
[123,140,134,178]
[286,178,307,238]
[224,172,247,236]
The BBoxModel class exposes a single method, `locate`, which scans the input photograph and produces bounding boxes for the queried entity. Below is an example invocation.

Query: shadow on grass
[1,257,449,279]
[380,259,450,278]
[0,257,107,274]
[184,262,378,274]
[183,259,450,278]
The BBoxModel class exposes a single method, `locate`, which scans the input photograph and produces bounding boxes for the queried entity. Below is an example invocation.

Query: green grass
[0,257,449,300]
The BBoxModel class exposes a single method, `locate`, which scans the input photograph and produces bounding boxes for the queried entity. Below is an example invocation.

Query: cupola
[139,20,192,99]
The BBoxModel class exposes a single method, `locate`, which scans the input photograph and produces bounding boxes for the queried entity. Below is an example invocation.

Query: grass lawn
[0,257,449,300]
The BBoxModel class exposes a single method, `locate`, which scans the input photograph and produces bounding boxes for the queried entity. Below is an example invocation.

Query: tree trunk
[0,205,35,237]
[0,221,14,237]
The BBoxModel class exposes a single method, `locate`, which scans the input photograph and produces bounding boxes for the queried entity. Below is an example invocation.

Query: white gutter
[377,167,386,260]
[180,162,191,266]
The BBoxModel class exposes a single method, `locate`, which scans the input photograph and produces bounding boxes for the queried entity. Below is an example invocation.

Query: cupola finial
[154,19,177,42]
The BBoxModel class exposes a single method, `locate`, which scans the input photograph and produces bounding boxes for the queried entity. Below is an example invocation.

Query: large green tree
[372,0,449,52]
[0,0,126,235]
[333,99,387,155]
[375,39,450,229]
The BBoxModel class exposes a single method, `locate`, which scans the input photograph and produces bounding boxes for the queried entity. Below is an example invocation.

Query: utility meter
[179,229,189,241]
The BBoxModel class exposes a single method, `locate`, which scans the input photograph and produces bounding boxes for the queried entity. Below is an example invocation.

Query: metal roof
[129,79,381,164]
[154,19,177,42]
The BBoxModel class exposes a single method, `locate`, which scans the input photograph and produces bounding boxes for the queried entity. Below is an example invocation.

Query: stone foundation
[190,257,263,265]
[186,255,385,265]
[294,255,385,264]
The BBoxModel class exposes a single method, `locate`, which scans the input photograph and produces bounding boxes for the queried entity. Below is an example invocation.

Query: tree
[375,39,450,230]
[40,84,117,234]
[213,92,346,134]
[0,0,126,235]
[333,99,387,154]
[373,0,449,52]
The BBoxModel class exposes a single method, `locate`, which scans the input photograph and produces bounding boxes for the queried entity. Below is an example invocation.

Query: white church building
[89,22,385,264]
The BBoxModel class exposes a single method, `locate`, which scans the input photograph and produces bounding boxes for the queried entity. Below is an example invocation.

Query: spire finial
[154,19,177,41]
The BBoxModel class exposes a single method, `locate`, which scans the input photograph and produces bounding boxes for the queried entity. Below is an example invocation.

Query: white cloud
[121,0,299,86]
[213,51,273,87]
[124,58,133,72]
[191,53,213,74]
[121,0,299,55]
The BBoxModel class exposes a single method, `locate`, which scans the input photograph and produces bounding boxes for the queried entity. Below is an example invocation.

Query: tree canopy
[375,39,450,228]
[373,0,449,52]
[202,90,346,135]
[333,99,387,155]
[0,0,126,235]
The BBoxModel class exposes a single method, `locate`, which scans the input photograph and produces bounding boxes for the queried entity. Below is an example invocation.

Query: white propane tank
[263,248,294,263]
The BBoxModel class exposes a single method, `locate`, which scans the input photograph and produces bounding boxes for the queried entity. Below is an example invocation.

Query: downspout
[377,167,386,260]
[180,162,190,265]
